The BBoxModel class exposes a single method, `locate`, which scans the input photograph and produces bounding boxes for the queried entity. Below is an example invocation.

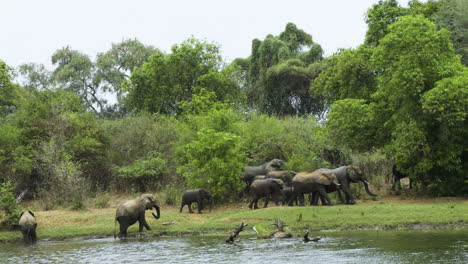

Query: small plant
[94,193,110,208]
[296,213,303,222]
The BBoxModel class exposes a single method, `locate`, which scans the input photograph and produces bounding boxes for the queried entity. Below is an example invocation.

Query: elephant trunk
[362,180,378,196]
[151,205,161,219]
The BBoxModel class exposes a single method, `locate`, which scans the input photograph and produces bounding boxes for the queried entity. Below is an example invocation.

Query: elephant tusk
[364,180,370,184]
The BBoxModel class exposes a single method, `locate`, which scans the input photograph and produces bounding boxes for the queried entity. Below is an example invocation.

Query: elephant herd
[16,159,379,243]
[243,159,378,209]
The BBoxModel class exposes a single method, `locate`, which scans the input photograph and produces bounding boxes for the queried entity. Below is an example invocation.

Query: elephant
[114,194,160,238]
[253,175,266,181]
[315,166,378,205]
[248,178,284,209]
[281,187,298,206]
[242,159,284,193]
[392,164,412,191]
[179,189,213,214]
[265,170,296,186]
[291,171,340,206]
[18,210,37,243]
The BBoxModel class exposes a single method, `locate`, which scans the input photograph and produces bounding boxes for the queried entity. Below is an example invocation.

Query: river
[1,229,466,263]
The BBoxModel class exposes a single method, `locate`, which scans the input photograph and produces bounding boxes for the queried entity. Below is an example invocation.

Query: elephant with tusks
[114,194,160,238]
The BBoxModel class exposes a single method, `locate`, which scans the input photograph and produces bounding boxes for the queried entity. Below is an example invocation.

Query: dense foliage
[0,0,466,213]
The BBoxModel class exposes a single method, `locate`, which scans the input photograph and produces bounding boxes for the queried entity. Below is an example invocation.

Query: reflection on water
[0,229,466,264]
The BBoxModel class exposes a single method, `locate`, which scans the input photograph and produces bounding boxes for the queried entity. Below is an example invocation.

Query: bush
[178,128,245,202]
[164,185,182,206]
[113,151,167,192]
[94,193,110,208]
[0,181,21,229]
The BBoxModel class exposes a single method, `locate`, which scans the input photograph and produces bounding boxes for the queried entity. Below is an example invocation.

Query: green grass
[1,197,466,242]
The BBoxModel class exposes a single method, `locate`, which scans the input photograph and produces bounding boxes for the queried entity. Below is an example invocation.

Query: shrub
[94,193,110,208]
[0,181,21,229]
[178,128,245,202]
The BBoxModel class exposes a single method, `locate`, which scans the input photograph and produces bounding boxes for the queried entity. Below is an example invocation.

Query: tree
[51,46,104,113]
[244,23,324,116]
[0,61,21,116]
[364,0,407,47]
[96,39,157,102]
[127,38,242,115]
[176,89,246,201]
[430,0,468,66]
[16,39,156,115]
[326,15,467,195]
[310,46,376,111]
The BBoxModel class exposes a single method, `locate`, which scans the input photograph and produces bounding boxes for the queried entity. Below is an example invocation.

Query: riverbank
[1,197,467,242]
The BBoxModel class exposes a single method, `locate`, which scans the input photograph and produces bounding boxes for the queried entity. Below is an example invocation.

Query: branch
[225,222,248,243]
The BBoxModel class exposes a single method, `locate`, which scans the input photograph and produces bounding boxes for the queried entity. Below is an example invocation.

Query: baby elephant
[180,189,213,214]
[18,210,37,243]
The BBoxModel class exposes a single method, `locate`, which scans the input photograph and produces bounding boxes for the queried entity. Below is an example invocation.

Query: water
[1,229,466,264]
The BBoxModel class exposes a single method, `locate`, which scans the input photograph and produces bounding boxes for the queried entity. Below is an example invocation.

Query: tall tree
[430,0,468,66]
[364,0,407,47]
[310,46,376,111]
[51,46,104,113]
[326,15,467,194]
[0,61,21,117]
[127,38,242,115]
[245,23,324,116]
[16,39,156,115]
[96,39,157,102]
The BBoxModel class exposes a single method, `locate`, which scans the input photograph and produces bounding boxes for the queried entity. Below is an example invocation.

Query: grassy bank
[1,197,467,242]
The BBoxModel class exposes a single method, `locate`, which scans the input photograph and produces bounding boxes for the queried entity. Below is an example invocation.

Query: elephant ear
[348,166,363,181]
[140,195,152,209]
[317,173,332,185]
[28,210,35,217]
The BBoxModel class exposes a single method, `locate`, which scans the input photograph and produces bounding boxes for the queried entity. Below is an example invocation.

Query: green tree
[310,46,376,110]
[430,0,468,66]
[326,15,467,195]
[245,23,324,116]
[127,38,242,115]
[96,39,157,103]
[0,61,21,116]
[364,0,407,47]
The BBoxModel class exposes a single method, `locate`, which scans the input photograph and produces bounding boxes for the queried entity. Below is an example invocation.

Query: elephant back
[266,170,295,184]
[19,210,36,227]
[293,171,337,185]
[116,199,141,217]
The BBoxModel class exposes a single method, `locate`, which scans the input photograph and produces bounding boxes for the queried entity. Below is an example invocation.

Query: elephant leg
[139,219,151,231]
[336,189,344,204]
[119,224,128,238]
[249,198,255,209]
[341,184,356,204]
[197,200,203,214]
[263,196,270,208]
[318,188,332,206]
[254,198,260,209]
[31,230,37,243]
[298,193,305,206]
[188,203,194,213]
[310,192,318,206]
[319,193,328,205]
[179,203,185,213]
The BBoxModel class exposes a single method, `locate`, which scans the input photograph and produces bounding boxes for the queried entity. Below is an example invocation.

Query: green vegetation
[0,0,467,230]
[0,198,466,242]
